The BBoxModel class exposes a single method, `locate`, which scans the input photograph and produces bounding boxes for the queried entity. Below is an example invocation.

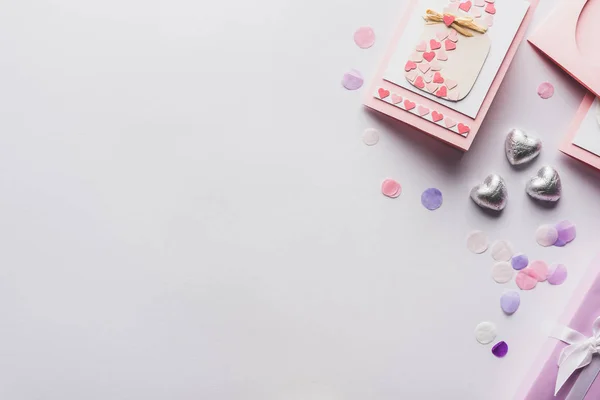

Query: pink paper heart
[430,61,442,71]
[458,123,470,135]
[416,41,427,52]
[433,72,444,84]
[410,52,423,62]
[444,118,456,128]
[436,49,448,61]
[459,1,472,12]
[443,15,455,26]
[404,99,416,110]
[485,3,496,14]
[391,93,403,104]
[405,70,418,82]
[432,111,444,122]
[423,71,434,83]
[435,86,447,98]
[429,39,442,50]
[445,40,457,51]
[436,31,449,41]
[414,76,425,89]
[474,0,485,6]
[445,79,458,90]
[448,30,459,42]
[418,62,431,74]
[378,88,390,99]
[447,89,460,101]
[417,105,430,116]
[425,83,438,93]
[405,61,417,72]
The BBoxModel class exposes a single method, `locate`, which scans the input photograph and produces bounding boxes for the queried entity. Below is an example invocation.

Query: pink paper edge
[515,253,600,399]
[559,93,600,171]
[363,0,539,152]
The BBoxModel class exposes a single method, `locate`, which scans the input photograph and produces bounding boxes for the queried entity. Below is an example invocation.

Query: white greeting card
[383,0,529,118]
[573,98,600,157]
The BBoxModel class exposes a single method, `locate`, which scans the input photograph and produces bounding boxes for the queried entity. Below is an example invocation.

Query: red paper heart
[435,86,447,97]
[405,61,417,71]
[433,72,444,84]
[404,99,416,111]
[443,15,456,26]
[485,3,496,14]
[459,1,472,12]
[429,39,442,50]
[378,88,390,99]
[458,123,470,134]
[432,111,444,122]
[423,51,436,62]
[414,76,425,89]
[445,39,457,51]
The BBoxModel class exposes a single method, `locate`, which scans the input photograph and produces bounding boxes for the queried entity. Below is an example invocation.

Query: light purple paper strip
[565,356,600,400]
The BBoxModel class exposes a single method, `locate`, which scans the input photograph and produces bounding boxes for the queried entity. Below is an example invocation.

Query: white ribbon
[552,317,600,395]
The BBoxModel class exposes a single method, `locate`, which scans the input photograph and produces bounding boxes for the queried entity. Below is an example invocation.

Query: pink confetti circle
[354,26,376,49]
[381,179,401,198]
[537,82,555,99]
[529,260,549,282]
[516,269,538,290]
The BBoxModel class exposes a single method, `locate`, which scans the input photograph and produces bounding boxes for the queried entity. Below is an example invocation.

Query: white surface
[384,0,529,118]
[0,1,598,399]
[573,98,600,157]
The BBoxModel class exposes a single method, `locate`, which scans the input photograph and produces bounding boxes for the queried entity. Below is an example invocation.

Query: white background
[0,0,598,399]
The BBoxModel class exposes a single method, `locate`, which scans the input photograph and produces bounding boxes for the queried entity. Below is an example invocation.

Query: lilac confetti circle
[342,69,364,90]
[492,341,509,358]
[511,253,529,271]
[555,220,576,244]
[500,291,520,314]
[548,264,568,285]
[537,82,555,99]
[421,188,443,211]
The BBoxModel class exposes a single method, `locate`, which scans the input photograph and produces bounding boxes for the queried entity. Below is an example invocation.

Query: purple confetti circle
[492,341,509,358]
[555,220,576,244]
[500,291,520,314]
[342,69,364,90]
[548,264,568,285]
[421,188,443,211]
[511,253,529,271]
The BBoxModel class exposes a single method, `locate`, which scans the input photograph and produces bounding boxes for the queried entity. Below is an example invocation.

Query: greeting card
[529,0,600,97]
[364,0,538,151]
[560,93,600,171]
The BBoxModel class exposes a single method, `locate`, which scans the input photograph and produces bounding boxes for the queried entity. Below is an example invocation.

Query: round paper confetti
[537,82,555,99]
[553,238,567,247]
[492,341,509,358]
[516,269,538,290]
[381,179,401,198]
[535,224,559,247]
[491,240,514,261]
[500,291,520,314]
[529,260,549,282]
[511,253,529,271]
[354,26,376,49]
[492,261,514,283]
[467,230,488,254]
[548,264,568,285]
[342,69,364,90]
[362,128,380,146]
[556,220,576,244]
[475,321,497,345]
[421,188,443,210]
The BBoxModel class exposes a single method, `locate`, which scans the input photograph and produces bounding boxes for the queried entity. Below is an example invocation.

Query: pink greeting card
[560,93,600,172]
[364,0,538,151]
[529,0,600,97]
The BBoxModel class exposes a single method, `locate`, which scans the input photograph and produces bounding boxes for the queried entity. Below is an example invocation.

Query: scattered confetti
[500,291,520,314]
[354,26,376,49]
[516,269,538,290]
[537,82,555,99]
[467,230,488,254]
[342,69,364,90]
[535,224,559,247]
[381,179,402,198]
[492,341,509,358]
[475,321,497,345]
[529,260,549,282]
[555,220,576,245]
[362,128,380,146]
[421,188,443,210]
[491,240,513,261]
[511,253,529,271]
[548,264,568,285]
[492,261,514,283]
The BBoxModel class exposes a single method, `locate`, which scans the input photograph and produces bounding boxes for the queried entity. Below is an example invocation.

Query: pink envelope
[560,93,600,171]
[529,0,600,96]
[363,0,539,152]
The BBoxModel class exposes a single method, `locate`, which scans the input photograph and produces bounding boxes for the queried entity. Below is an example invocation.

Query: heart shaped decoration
[432,111,444,122]
[444,117,456,128]
[417,105,430,116]
[443,15,456,26]
[445,39,457,51]
[430,39,442,50]
[433,72,444,84]
[504,128,542,166]
[448,29,459,42]
[470,174,508,211]
[423,71,434,83]
[404,99,416,110]
[435,86,447,97]
[405,61,417,71]
[426,82,439,93]
[457,123,470,134]
[526,166,562,202]
[414,76,425,89]
[406,70,418,82]
[423,51,436,62]
[378,88,390,99]
[416,41,427,52]
[436,31,449,41]
[459,1,472,12]
[391,94,403,104]
[437,49,448,61]
[485,2,496,14]
[418,62,431,74]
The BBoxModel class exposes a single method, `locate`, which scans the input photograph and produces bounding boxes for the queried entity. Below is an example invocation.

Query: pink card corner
[559,92,600,171]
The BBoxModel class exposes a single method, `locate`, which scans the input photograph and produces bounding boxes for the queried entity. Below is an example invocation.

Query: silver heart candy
[526,166,562,202]
[505,128,542,166]
[470,174,508,211]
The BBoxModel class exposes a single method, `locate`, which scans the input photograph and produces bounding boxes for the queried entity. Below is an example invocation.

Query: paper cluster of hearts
[470,129,563,212]
[405,1,496,102]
